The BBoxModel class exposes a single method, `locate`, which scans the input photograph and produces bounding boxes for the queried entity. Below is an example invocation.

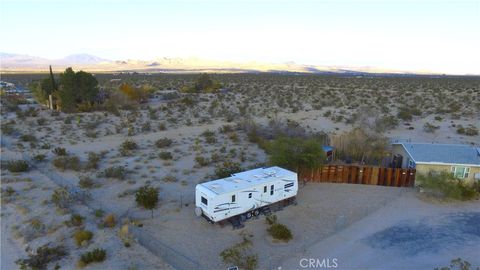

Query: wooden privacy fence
[299,165,416,187]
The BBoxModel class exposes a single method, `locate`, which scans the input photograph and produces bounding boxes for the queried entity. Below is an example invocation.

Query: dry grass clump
[155,137,173,148]
[74,230,93,246]
[103,214,116,228]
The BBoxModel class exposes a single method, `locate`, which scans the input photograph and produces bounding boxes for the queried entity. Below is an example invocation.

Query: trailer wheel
[246,212,253,219]
[253,209,260,216]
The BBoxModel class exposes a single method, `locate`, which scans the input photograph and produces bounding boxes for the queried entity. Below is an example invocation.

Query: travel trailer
[195,166,298,223]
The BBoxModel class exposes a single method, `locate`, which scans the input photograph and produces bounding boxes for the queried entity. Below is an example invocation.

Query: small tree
[266,136,325,172]
[135,185,158,218]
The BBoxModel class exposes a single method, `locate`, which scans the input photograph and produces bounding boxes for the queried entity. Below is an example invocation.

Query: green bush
[220,238,257,270]
[51,187,73,208]
[20,134,36,142]
[5,160,29,172]
[85,152,100,169]
[52,147,67,156]
[15,245,66,270]
[135,185,159,218]
[215,161,242,178]
[69,214,84,227]
[79,176,95,189]
[33,154,46,162]
[120,139,138,156]
[53,156,81,171]
[103,166,127,179]
[79,248,106,267]
[265,136,325,171]
[74,230,93,246]
[417,172,479,201]
[195,155,210,167]
[267,223,293,242]
[159,151,173,160]
[155,137,173,148]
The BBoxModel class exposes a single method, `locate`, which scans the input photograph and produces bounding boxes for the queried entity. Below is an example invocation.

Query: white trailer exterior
[195,166,298,222]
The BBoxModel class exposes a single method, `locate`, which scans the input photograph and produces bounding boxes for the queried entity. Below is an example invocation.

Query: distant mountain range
[0,52,439,75]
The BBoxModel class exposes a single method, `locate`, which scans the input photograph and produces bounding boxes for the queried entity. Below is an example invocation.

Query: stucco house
[391,142,480,182]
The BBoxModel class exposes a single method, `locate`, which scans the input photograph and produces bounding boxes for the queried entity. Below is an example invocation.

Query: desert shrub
[219,124,234,133]
[94,209,105,218]
[33,154,46,162]
[53,156,80,171]
[417,172,478,201]
[158,122,167,131]
[69,214,84,227]
[135,185,159,218]
[36,117,47,125]
[458,125,480,136]
[51,187,73,208]
[74,230,93,246]
[78,248,106,267]
[158,151,173,160]
[15,244,67,270]
[52,147,67,156]
[215,161,242,178]
[267,223,293,242]
[155,137,173,148]
[85,152,100,169]
[195,155,210,167]
[20,134,36,142]
[374,115,399,131]
[220,238,258,270]
[423,122,440,133]
[202,129,217,144]
[435,257,478,270]
[1,123,15,135]
[103,166,127,179]
[265,136,326,171]
[4,160,29,172]
[103,214,116,228]
[78,176,95,189]
[397,108,412,121]
[162,175,177,182]
[120,139,138,156]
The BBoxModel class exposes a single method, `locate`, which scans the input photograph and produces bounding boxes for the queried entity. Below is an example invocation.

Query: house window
[231,195,236,202]
[263,186,267,193]
[248,193,252,198]
[201,197,208,206]
[270,185,274,195]
[451,166,470,179]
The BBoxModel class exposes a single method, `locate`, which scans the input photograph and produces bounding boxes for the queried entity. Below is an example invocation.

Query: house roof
[396,143,480,166]
[197,166,297,195]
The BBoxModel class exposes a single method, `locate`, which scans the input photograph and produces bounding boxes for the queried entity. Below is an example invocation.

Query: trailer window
[270,185,274,195]
[248,193,252,198]
[264,186,267,193]
[201,197,208,206]
[232,195,236,202]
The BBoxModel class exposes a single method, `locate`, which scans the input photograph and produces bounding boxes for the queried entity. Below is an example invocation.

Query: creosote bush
[15,244,67,270]
[53,156,80,171]
[215,160,242,178]
[103,166,127,179]
[135,185,159,218]
[417,172,478,201]
[220,237,258,270]
[78,248,106,268]
[155,137,173,148]
[4,160,29,172]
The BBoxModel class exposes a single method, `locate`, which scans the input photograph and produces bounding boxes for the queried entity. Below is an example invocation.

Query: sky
[1,0,479,74]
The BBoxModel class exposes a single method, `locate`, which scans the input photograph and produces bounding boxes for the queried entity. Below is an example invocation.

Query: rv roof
[199,166,296,195]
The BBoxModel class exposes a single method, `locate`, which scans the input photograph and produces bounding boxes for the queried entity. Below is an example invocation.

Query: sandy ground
[140,183,409,270]
[1,92,479,269]
[281,192,480,270]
